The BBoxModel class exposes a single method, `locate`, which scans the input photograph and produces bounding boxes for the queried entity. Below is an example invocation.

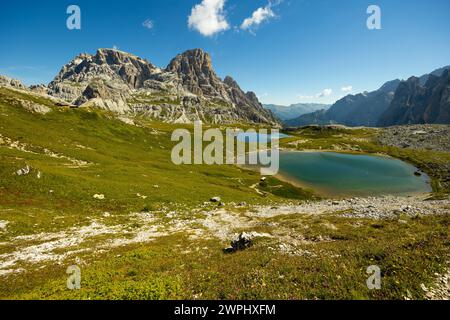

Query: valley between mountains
[0,48,449,300]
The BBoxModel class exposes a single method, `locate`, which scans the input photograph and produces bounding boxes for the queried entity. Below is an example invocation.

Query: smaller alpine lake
[277,151,432,197]
[236,132,290,143]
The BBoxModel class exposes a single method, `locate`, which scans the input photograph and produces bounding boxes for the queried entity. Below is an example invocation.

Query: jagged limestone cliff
[39,48,278,125]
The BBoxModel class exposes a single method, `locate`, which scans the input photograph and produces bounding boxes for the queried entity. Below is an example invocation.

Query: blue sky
[0,0,449,105]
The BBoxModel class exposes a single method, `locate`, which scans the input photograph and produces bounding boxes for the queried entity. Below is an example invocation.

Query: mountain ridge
[286,66,450,128]
[5,48,278,126]
[263,103,330,121]
[378,69,450,126]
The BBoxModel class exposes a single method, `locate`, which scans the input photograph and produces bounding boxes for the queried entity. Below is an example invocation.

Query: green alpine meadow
[0,0,449,303]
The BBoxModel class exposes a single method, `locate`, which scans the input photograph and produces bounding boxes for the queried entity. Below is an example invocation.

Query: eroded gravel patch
[0,195,448,277]
[251,195,449,220]
[377,125,450,152]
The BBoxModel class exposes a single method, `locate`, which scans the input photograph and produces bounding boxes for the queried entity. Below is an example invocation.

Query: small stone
[223,246,234,253]
[210,197,221,203]
[16,165,31,176]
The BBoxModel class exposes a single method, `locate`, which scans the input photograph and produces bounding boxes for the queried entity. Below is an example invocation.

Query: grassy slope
[4,214,448,300]
[0,87,310,239]
[0,88,448,300]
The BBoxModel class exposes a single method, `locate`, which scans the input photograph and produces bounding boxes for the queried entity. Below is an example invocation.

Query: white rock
[0,220,9,231]
[16,165,31,176]
[420,283,428,292]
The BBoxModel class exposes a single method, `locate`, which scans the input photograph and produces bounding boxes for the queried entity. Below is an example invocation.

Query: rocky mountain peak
[423,73,441,88]
[50,48,158,91]
[93,48,153,68]
[379,79,401,94]
[167,49,213,72]
[29,48,279,125]
[223,76,239,89]
[224,76,261,106]
[245,91,260,106]
[406,76,420,84]
[165,48,225,98]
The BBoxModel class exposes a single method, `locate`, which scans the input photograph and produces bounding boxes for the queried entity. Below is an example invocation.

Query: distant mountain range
[286,66,450,128]
[263,103,330,121]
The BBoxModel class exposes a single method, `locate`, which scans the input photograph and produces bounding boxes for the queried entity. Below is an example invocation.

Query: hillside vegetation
[0,88,448,300]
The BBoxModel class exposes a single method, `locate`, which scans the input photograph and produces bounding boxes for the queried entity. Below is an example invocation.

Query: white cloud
[188,0,229,37]
[341,85,353,93]
[241,5,275,31]
[316,89,333,98]
[142,19,154,30]
[112,45,119,50]
[297,94,314,101]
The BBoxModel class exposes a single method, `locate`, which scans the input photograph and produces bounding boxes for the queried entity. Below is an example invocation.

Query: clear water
[236,132,289,143]
[278,151,431,197]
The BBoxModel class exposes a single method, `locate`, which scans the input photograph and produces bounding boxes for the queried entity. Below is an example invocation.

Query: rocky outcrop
[223,232,256,253]
[222,76,277,124]
[29,84,49,95]
[45,48,278,125]
[19,100,52,114]
[73,79,131,114]
[0,75,26,89]
[378,70,450,126]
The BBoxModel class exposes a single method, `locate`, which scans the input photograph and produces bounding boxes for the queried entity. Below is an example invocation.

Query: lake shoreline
[240,148,432,199]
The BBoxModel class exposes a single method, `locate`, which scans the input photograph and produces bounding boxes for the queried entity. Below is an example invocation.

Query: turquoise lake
[278,151,431,197]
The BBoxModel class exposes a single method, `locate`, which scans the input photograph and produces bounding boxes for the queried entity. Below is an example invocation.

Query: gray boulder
[223,232,254,253]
